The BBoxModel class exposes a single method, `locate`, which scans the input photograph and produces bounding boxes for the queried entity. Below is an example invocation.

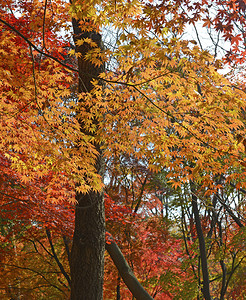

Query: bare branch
[45,228,71,287]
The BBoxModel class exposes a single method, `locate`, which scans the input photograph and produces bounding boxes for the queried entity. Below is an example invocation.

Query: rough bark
[70,18,105,300]
[70,18,155,300]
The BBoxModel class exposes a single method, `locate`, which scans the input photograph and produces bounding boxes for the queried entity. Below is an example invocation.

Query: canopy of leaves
[0,0,246,299]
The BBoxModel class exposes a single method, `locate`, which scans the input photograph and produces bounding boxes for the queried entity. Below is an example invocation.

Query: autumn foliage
[0,0,246,299]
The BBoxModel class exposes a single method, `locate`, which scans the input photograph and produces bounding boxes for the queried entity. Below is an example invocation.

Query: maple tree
[104,154,246,299]
[1,0,246,299]
[0,150,73,298]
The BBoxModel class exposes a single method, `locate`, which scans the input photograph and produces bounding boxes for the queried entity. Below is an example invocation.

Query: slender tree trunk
[191,192,211,300]
[70,18,105,300]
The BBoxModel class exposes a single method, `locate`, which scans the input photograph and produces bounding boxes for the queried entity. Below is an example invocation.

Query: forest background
[0,0,246,299]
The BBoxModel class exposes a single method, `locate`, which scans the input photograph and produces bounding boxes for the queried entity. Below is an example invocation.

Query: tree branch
[0,17,78,73]
[45,228,71,287]
[215,194,245,228]
[105,232,154,300]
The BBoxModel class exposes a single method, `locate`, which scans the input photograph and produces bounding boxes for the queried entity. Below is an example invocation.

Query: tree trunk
[191,193,211,300]
[70,18,105,300]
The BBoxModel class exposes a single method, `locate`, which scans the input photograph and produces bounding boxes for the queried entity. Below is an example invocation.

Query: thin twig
[0,17,78,72]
